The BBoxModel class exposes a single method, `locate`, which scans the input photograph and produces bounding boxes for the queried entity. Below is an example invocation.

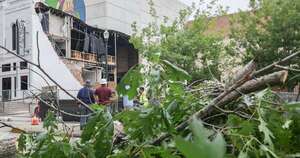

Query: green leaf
[73,142,96,158]
[81,108,111,142]
[284,103,300,110]
[60,142,72,156]
[140,146,177,158]
[238,151,249,158]
[175,118,226,158]
[161,60,191,81]
[81,109,114,158]
[117,65,144,100]
[17,134,26,151]
[114,107,172,144]
[43,111,58,131]
[90,104,105,111]
[258,114,275,148]
[259,144,279,158]
[226,114,256,136]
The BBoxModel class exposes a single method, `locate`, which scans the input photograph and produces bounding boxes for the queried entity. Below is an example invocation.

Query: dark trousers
[79,105,91,129]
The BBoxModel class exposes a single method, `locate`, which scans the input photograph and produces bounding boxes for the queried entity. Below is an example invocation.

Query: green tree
[130,1,224,81]
[231,0,300,71]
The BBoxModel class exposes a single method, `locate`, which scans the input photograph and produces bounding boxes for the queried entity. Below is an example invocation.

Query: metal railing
[0,90,36,114]
[0,90,37,102]
[0,88,122,114]
[1,90,11,102]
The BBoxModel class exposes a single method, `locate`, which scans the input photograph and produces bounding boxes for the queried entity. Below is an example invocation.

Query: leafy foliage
[81,108,114,158]
[117,65,144,100]
[114,106,174,144]
[175,118,226,158]
[17,110,112,158]
[17,112,93,158]
[130,2,224,81]
[231,0,300,76]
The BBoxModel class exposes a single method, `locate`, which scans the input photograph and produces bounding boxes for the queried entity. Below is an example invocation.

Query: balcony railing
[71,50,98,63]
[100,55,116,65]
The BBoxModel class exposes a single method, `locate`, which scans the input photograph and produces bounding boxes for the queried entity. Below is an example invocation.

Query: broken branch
[152,70,288,145]
[0,122,26,133]
[227,60,256,87]
[254,51,300,76]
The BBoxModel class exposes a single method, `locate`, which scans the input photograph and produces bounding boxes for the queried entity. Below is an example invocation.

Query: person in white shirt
[123,85,134,110]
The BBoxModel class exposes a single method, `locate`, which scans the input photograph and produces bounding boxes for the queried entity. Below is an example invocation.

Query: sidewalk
[0,113,82,158]
[0,112,81,137]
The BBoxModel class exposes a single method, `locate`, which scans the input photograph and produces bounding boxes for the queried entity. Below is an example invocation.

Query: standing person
[136,87,149,107]
[123,85,134,110]
[95,79,114,111]
[77,80,95,130]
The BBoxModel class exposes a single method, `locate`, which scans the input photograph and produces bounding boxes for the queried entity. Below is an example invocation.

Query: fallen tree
[152,70,288,145]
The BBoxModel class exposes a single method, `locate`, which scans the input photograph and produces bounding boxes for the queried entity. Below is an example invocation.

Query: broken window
[71,29,84,52]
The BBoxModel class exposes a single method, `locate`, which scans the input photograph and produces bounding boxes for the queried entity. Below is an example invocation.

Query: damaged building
[36,2,138,88]
[0,0,186,113]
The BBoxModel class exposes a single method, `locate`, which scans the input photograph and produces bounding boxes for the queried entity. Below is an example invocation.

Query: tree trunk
[0,135,17,158]
[197,70,288,119]
[226,60,256,88]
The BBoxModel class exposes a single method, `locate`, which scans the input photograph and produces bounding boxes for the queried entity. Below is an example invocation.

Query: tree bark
[226,60,256,88]
[0,135,17,158]
[196,70,288,119]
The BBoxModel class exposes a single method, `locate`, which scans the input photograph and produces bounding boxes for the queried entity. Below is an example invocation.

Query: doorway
[2,77,12,101]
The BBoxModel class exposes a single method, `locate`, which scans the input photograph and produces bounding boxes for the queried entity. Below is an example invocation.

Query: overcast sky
[179,0,250,13]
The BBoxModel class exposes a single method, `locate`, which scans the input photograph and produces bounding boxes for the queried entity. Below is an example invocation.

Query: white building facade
[85,0,186,35]
[0,0,33,101]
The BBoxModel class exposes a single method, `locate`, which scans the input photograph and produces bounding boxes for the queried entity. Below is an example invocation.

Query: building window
[20,61,27,70]
[12,23,17,51]
[2,64,11,72]
[13,63,16,71]
[12,20,26,55]
[20,75,28,90]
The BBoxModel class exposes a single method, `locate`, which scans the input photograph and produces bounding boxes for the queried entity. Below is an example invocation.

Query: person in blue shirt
[77,80,95,130]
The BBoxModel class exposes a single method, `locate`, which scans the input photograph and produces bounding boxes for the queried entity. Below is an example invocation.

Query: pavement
[0,112,82,158]
[0,112,82,137]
